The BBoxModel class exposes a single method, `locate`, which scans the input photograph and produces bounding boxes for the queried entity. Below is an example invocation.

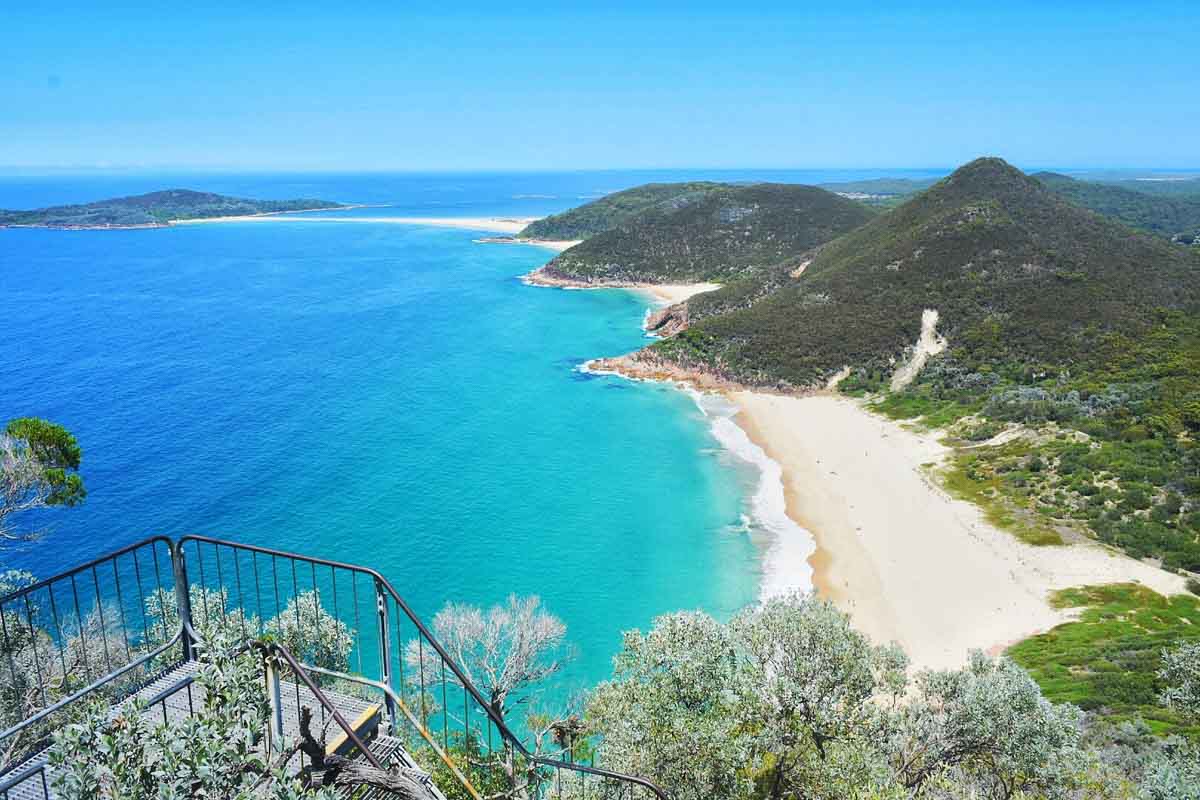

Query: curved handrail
[178,534,670,800]
[251,640,384,770]
[0,535,176,604]
[0,535,184,757]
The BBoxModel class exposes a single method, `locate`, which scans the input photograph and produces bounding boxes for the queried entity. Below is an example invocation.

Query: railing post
[375,579,397,729]
[264,652,285,754]
[171,542,195,661]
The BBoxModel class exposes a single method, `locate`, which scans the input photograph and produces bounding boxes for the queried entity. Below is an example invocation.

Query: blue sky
[2,1,1196,170]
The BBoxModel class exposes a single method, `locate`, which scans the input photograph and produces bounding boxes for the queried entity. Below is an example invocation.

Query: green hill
[1033,172,1200,242]
[533,183,875,285]
[0,189,343,229]
[656,158,1199,385]
[517,182,724,241]
[646,157,1200,570]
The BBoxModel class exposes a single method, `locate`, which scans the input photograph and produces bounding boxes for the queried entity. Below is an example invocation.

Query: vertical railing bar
[196,544,210,624]
[252,551,265,637]
[89,565,114,673]
[1,604,24,702]
[214,545,227,623]
[441,659,449,752]
[395,601,407,699]
[375,580,396,724]
[464,685,471,787]
[233,548,248,641]
[46,586,69,684]
[132,549,152,648]
[271,555,281,631]
[290,560,302,636]
[329,565,340,636]
[150,544,168,627]
[309,561,320,644]
[417,636,427,727]
[22,594,48,708]
[352,577,363,676]
[111,558,133,663]
[173,543,194,663]
[67,575,91,680]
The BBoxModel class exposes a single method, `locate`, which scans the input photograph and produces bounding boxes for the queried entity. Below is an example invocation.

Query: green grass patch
[942,450,1066,545]
[1008,583,1200,738]
[871,393,977,429]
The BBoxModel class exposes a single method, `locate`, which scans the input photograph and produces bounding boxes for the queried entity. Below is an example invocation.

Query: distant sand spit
[174,213,580,250]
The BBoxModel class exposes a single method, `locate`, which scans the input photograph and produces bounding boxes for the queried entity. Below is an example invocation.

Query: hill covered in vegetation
[1033,172,1200,242]
[517,182,724,240]
[530,183,875,285]
[0,189,343,229]
[655,158,1199,385]
[632,158,1200,571]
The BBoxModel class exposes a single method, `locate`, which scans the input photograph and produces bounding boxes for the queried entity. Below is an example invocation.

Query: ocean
[0,169,937,693]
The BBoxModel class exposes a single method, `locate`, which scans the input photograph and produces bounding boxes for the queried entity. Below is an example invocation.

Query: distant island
[0,189,345,229]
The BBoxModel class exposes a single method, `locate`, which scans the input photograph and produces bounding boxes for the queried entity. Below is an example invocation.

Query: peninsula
[0,189,345,229]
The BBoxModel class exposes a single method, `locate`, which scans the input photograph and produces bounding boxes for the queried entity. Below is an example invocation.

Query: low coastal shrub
[1187,577,1200,596]
[1008,583,1200,739]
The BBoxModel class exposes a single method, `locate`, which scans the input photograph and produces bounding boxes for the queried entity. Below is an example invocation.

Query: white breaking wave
[687,391,816,601]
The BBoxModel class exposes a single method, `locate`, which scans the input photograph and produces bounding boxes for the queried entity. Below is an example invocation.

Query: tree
[588,611,753,800]
[407,595,568,719]
[1159,640,1200,719]
[731,593,908,799]
[404,596,577,800]
[888,652,1085,800]
[1,418,86,544]
[1139,643,1200,800]
[268,591,353,675]
[590,597,908,800]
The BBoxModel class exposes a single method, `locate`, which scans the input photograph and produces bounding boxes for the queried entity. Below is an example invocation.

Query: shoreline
[729,392,1186,669]
[585,349,1188,670]
[524,265,720,305]
[0,205,369,231]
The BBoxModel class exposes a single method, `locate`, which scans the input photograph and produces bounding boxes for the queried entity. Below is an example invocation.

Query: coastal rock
[644,302,689,337]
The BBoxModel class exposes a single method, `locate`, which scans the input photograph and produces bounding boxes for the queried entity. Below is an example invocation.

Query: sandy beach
[173,213,581,250]
[524,266,720,301]
[730,392,1187,670]
[638,283,722,304]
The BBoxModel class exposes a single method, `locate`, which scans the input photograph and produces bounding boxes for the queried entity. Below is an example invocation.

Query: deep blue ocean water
[0,169,939,692]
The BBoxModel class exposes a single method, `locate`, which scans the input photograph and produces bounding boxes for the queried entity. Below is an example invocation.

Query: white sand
[639,283,722,304]
[730,392,1186,670]
[173,213,581,250]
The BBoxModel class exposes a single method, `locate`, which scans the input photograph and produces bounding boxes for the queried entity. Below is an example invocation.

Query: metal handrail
[0,535,670,800]
[0,535,183,770]
[0,536,175,605]
[178,534,670,800]
[0,630,182,744]
[251,640,384,770]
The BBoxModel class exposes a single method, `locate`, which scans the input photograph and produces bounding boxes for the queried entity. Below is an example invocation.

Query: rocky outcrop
[644,302,689,337]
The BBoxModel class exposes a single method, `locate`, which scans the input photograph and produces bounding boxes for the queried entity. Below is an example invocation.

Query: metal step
[0,660,384,799]
[335,735,449,800]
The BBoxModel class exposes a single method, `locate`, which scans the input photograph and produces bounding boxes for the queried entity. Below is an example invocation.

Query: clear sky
[2,1,1196,171]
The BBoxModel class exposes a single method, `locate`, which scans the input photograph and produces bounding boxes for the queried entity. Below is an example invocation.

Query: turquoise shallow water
[0,209,763,693]
[0,168,954,692]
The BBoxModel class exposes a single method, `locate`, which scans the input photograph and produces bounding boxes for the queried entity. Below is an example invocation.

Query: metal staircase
[0,536,668,800]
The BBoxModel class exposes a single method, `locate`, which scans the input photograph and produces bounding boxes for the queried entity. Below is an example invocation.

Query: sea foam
[688,391,816,601]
